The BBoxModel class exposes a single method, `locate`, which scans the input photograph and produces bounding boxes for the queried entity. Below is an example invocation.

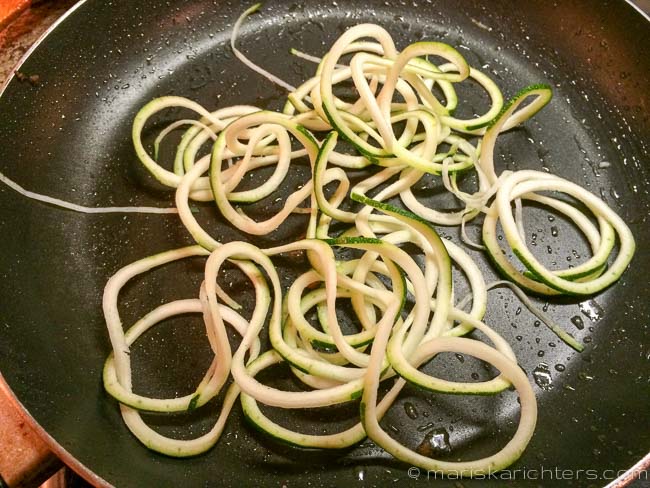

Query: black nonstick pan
[0,0,648,486]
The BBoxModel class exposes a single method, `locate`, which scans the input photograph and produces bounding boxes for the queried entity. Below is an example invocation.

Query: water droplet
[578,371,594,381]
[355,468,366,481]
[550,226,559,237]
[533,363,553,390]
[455,353,465,363]
[537,350,545,357]
[571,315,585,330]
[416,428,452,457]
[404,402,418,420]
[579,300,605,322]
[555,363,566,372]
[470,372,480,380]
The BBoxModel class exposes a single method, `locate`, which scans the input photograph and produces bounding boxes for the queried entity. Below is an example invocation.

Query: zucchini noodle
[0,171,179,214]
[0,3,629,477]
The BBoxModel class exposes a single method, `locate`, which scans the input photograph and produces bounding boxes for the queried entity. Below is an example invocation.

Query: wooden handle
[0,382,62,488]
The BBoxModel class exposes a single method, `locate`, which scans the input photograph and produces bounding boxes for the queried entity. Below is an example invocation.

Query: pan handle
[0,384,62,488]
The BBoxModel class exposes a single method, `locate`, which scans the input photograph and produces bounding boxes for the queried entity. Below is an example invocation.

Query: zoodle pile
[102,5,635,475]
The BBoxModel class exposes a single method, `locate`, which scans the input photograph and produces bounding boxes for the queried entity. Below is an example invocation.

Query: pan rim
[0,2,113,485]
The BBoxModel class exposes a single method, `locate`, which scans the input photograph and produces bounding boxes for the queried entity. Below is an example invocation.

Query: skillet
[0,0,648,486]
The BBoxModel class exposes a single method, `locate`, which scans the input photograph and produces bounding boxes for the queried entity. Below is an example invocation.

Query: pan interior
[0,1,648,487]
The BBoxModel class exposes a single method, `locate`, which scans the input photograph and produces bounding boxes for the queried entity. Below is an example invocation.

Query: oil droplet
[571,315,585,330]
[579,300,605,322]
[455,353,465,363]
[404,402,419,420]
[470,372,480,380]
[416,428,452,457]
[533,363,553,390]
